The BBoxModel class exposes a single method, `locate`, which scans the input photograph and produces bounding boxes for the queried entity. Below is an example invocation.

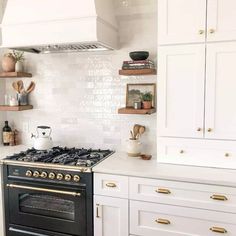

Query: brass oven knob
[40,172,48,179]
[49,172,56,179]
[33,171,40,178]
[73,175,81,182]
[65,174,72,181]
[25,170,33,177]
[57,173,64,181]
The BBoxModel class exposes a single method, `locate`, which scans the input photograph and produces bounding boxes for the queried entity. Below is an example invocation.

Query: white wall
[4,0,157,153]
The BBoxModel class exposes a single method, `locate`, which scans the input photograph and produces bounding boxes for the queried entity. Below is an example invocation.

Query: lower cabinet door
[94,195,128,236]
[130,200,236,236]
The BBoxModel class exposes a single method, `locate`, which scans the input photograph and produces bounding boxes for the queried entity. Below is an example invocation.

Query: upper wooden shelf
[118,107,156,115]
[0,105,33,111]
[0,72,32,78]
[119,69,156,76]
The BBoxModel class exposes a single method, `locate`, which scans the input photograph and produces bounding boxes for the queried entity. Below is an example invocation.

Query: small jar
[134,101,142,109]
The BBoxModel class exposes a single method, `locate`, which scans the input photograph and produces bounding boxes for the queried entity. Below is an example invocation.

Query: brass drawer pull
[210,227,227,234]
[106,183,117,188]
[156,188,171,194]
[210,194,228,201]
[156,218,171,225]
[96,204,100,218]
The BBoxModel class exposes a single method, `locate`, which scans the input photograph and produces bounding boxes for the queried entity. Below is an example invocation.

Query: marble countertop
[93,152,236,187]
[0,145,29,160]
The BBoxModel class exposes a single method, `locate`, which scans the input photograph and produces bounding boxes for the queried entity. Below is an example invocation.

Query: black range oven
[3,165,93,236]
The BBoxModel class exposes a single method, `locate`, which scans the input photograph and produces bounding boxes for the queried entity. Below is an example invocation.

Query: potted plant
[2,52,16,72]
[141,92,153,109]
[13,50,25,72]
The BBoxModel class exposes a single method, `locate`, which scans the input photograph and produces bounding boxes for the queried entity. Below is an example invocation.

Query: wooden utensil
[130,130,135,140]
[133,124,141,139]
[17,80,24,93]
[26,81,36,94]
[139,126,146,136]
[12,82,20,93]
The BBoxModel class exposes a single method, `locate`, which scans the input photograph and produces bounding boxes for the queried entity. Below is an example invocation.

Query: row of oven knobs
[25,170,80,182]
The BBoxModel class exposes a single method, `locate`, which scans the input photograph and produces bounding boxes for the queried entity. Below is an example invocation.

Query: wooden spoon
[133,124,141,139]
[139,126,146,136]
[12,82,20,93]
[26,81,36,94]
[17,80,24,93]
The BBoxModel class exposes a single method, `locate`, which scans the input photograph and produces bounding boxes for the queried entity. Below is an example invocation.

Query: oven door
[6,181,86,236]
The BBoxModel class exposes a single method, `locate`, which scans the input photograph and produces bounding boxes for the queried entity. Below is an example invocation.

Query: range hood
[0,0,118,53]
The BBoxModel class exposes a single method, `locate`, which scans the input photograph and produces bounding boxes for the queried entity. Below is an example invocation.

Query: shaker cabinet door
[205,42,236,140]
[157,44,205,138]
[94,195,128,236]
[158,0,206,45]
[207,0,236,42]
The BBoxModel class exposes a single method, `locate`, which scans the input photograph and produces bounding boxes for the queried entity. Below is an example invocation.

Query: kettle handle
[37,126,52,137]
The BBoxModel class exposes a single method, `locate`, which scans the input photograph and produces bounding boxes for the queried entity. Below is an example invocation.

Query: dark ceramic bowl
[129,51,149,61]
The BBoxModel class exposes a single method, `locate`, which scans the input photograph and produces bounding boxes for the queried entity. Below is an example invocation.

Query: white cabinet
[94,195,128,236]
[158,0,236,45]
[207,0,236,42]
[205,42,236,140]
[158,0,206,45]
[158,44,205,138]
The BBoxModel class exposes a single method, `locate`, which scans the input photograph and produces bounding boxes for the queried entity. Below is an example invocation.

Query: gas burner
[5,147,114,168]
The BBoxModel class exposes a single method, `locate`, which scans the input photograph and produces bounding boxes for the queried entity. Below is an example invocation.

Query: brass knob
[197,128,202,132]
[48,172,56,179]
[180,150,184,154]
[25,170,33,177]
[65,174,72,181]
[210,227,227,233]
[198,29,204,35]
[207,128,212,132]
[73,175,81,182]
[40,172,48,179]
[209,29,215,34]
[225,153,230,157]
[33,171,40,178]
[56,173,64,180]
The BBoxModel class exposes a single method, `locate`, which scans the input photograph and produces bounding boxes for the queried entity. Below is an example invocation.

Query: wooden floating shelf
[118,107,156,115]
[0,105,33,111]
[0,72,32,78]
[119,69,156,76]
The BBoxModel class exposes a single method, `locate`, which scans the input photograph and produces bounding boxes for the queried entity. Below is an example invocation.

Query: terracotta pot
[142,101,152,109]
[2,55,16,72]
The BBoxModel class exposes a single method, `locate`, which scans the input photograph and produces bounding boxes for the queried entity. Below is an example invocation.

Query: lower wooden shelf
[118,107,156,115]
[0,105,33,111]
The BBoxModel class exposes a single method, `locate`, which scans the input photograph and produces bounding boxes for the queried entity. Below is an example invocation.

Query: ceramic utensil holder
[18,93,28,105]
[127,139,142,157]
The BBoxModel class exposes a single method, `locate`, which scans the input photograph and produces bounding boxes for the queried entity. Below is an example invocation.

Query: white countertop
[93,152,236,187]
[0,145,30,160]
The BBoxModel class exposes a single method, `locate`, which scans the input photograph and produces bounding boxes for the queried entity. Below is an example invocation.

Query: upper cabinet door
[207,0,236,42]
[158,0,206,45]
[205,42,236,140]
[157,44,205,138]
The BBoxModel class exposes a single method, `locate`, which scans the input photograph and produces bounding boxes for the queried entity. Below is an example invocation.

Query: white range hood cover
[1,0,118,53]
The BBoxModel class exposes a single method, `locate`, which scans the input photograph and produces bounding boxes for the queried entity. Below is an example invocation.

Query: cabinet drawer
[94,173,128,198]
[130,200,236,236]
[130,177,236,213]
[157,137,236,169]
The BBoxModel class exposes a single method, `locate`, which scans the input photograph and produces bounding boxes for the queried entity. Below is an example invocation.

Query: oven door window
[19,193,75,221]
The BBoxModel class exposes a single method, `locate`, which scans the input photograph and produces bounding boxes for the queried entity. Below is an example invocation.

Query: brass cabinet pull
[207,128,213,132]
[209,29,215,34]
[179,150,184,154]
[156,188,171,194]
[105,182,117,188]
[198,30,205,35]
[225,153,230,157]
[156,218,171,225]
[96,204,100,218]
[197,128,202,132]
[210,227,227,233]
[6,184,81,197]
[210,194,228,201]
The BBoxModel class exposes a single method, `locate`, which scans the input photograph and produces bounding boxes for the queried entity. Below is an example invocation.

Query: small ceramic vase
[15,61,24,72]
[127,139,142,157]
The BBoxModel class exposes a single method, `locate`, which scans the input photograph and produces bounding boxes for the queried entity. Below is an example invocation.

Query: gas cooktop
[3,147,114,171]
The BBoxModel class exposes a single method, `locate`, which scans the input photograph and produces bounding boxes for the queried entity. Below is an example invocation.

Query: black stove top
[5,147,114,168]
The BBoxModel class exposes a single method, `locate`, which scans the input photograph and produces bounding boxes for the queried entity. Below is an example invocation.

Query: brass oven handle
[6,184,81,197]
[156,218,171,225]
[210,194,228,201]
[156,188,171,194]
[210,227,227,233]
[96,204,100,218]
[106,183,117,188]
